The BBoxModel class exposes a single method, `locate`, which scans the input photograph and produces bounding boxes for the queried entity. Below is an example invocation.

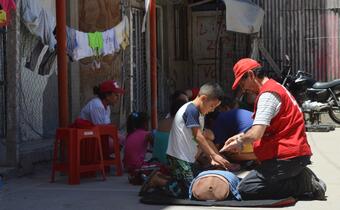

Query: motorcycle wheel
[328,92,340,124]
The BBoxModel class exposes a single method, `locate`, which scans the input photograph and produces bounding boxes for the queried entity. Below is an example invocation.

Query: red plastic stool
[97,125,123,176]
[50,127,106,184]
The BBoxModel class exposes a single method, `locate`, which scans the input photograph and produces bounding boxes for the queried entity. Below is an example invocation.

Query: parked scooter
[281,55,340,124]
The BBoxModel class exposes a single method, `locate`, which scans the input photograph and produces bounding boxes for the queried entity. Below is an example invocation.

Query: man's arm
[220,125,266,153]
[221,92,280,153]
[241,124,267,144]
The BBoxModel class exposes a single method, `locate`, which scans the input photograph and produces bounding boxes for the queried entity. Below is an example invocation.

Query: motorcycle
[280,55,340,124]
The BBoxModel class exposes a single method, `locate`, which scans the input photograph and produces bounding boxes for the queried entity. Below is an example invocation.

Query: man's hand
[210,154,230,169]
[219,133,244,153]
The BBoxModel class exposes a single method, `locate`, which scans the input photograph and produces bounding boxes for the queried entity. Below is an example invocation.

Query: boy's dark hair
[219,96,236,110]
[93,86,112,100]
[198,82,224,100]
[170,98,187,117]
[127,112,149,135]
[170,90,187,102]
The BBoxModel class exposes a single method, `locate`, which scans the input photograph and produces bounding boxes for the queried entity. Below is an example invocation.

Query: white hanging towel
[72,30,94,61]
[222,0,264,34]
[102,28,120,56]
[114,15,130,50]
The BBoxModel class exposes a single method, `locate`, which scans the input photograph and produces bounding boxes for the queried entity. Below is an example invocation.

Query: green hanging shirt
[88,32,104,55]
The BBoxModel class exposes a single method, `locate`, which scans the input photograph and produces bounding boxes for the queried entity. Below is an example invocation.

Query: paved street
[1,129,340,210]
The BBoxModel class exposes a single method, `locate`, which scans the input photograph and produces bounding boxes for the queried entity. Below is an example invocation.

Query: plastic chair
[51,127,106,185]
[97,125,123,176]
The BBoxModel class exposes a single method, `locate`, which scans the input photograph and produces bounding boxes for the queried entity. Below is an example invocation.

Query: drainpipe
[55,0,69,127]
[150,0,158,129]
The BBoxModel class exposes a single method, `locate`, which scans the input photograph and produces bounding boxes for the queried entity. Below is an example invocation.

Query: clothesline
[20,0,131,76]
[67,15,130,61]
[24,15,130,76]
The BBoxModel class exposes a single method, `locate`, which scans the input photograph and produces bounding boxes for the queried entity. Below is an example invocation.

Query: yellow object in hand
[241,143,253,153]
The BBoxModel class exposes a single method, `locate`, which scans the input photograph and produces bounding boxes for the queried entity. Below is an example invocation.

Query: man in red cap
[78,80,124,125]
[220,58,326,200]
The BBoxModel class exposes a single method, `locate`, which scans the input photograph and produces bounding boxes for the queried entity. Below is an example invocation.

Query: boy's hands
[210,153,231,169]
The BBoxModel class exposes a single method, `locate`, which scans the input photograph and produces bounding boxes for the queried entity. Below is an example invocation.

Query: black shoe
[311,175,326,200]
[306,167,327,200]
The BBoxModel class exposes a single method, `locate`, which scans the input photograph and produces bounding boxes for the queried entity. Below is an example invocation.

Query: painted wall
[0,0,60,167]
[166,1,250,96]
[19,1,58,142]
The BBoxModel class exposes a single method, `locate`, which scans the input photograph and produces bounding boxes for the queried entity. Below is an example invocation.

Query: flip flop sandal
[138,169,159,196]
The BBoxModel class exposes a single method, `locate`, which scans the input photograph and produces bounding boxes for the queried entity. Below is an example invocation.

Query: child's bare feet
[149,172,168,186]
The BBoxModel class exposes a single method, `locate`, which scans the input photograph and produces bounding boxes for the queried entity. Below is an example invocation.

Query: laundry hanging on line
[102,28,120,56]
[114,15,130,50]
[88,31,104,56]
[21,0,57,50]
[25,40,57,76]
[23,11,130,74]
[68,15,130,61]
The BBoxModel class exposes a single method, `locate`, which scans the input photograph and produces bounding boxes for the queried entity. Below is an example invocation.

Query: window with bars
[131,8,148,112]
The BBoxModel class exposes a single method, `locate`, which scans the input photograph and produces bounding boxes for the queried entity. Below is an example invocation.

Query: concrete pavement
[1,129,340,210]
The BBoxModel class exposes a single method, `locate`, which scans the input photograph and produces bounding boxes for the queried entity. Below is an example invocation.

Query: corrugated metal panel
[326,0,340,9]
[252,0,340,81]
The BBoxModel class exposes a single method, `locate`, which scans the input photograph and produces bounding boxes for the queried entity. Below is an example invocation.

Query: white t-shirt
[166,102,204,163]
[102,28,120,56]
[79,97,111,125]
[72,30,94,61]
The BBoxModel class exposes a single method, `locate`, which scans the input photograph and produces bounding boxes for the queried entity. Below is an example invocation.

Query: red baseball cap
[99,80,125,94]
[232,58,261,90]
[191,87,200,99]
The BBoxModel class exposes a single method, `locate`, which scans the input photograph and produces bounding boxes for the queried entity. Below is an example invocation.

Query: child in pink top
[124,112,154,184]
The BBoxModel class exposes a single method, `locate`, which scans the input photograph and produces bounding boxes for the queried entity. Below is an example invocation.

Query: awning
[222,0,264,34]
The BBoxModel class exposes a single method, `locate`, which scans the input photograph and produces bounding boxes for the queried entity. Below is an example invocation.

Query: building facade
[0,0,339,171]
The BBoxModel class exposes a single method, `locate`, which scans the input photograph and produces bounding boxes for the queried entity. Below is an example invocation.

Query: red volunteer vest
[253,79,312,161]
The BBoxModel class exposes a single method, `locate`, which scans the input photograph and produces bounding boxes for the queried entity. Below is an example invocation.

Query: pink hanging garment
[0,0,16,26]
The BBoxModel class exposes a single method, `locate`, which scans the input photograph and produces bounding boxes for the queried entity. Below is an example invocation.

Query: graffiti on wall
[192,11,249,90]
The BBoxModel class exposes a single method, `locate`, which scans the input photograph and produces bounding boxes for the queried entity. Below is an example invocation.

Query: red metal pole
[150,0,158,129]
[55,0,69,127]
